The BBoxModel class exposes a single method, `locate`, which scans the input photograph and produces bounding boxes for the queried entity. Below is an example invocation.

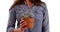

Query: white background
[0,0,60,32]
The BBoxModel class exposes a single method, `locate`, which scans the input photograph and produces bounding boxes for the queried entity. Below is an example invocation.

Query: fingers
[20,20,28,28]
[20,20,24,24]
[20,21,27,27]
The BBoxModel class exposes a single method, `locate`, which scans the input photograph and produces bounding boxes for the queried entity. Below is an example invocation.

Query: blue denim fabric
[6,2,49,32]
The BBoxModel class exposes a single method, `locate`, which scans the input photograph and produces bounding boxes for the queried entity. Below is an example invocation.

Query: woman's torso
[15,3,44,32]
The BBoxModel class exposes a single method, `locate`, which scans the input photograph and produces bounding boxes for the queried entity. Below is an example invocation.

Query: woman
[6,0,49,32]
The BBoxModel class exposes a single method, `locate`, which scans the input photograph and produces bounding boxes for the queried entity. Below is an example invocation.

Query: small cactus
[22,11,34,18]
[21,11,35,29]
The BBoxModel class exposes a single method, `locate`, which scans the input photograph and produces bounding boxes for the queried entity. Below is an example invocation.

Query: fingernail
[20,24,22,25]
[22,20,24,21]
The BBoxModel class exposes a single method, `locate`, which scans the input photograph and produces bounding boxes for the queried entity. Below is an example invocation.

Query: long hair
[9,0,44,10]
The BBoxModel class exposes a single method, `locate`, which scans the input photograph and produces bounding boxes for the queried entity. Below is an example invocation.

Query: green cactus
[22,11,34,18]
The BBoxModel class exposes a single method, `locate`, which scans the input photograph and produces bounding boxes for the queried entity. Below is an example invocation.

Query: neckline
[24,1,34,9]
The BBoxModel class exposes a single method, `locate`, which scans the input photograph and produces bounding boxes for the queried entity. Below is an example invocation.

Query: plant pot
[21,17,35,28]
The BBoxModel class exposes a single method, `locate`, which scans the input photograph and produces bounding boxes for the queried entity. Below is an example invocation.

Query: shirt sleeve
[6,8,16,32]
[42,3,49,32]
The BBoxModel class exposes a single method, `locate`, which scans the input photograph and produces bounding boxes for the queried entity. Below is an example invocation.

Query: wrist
[12,28,14,32]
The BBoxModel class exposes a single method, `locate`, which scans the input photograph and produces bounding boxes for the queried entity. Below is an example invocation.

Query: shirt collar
[24,1,34,9]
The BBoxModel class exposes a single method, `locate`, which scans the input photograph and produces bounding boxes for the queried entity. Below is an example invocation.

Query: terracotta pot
[22,17,35,28]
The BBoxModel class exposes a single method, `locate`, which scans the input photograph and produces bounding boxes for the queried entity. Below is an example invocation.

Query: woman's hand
[13,20,28,32]
[13,28,26,32]
[13,28,20,32]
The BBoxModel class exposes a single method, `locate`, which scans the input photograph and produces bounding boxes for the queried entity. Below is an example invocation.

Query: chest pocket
[34,10,43,22]
[16,9,24,21]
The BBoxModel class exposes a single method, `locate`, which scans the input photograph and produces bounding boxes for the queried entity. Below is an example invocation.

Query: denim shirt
[6,2,49,32]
